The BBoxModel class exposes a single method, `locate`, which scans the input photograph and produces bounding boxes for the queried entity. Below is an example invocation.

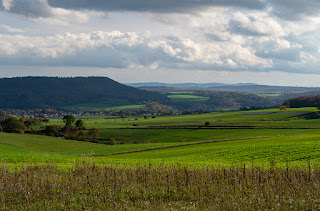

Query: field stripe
[93,136,282,157]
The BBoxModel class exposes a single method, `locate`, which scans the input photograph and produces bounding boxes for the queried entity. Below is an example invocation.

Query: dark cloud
[2,0,320,21]
[0,0,52,18]
[47,0,320,20]
[267,0,320,20]
[47,0,265,13]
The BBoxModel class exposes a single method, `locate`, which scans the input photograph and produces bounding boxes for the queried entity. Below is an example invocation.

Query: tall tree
[63,115,75,126]
[75,119,85,130]
[88,128,100,140]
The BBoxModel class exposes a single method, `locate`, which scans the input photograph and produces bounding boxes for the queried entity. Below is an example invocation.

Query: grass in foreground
[1,163,319,210]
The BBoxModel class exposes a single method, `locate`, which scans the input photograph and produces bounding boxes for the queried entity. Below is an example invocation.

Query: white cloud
[2,0,13,11]
[0,30,273,71]
[229,12,285,36]
[0,24,24,33]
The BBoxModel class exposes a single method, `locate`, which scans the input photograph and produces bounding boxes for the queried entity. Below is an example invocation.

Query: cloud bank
[0,31,272,70]
[2,0,320,20]
[1,0,320,76]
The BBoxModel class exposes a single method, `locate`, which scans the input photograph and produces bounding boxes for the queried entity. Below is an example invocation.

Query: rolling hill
[0,77,167,109]
[128,82,320,94]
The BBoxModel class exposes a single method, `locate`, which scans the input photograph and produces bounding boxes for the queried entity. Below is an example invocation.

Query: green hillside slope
[0,77,167,109]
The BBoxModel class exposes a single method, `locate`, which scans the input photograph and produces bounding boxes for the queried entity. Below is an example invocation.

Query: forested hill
[283,95,320,108]
[0,77,167,109]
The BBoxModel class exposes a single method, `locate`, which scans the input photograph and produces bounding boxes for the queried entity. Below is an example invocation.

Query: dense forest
[283,95,320,108]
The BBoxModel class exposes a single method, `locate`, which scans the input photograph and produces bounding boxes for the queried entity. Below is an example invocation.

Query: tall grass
[1,163,320,210]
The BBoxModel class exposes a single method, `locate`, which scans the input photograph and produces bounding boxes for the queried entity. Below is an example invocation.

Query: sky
[1,0,320,86]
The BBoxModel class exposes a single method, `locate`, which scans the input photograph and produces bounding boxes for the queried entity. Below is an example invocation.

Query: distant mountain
[0,77,167,109]
[127,82,257,89]
[127,82,320,94]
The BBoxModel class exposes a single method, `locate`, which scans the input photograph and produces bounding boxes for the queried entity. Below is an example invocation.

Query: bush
[180,137,188,142]
[78,137,89,142]
[44,125,62,137]
[77,130,85,137]
[109,138,116,145]
[65,132,79,140]
[279,105,288,111]
[133,124,139,126]
[260,118,273,121]
[204,121,211,126]
[133,140,149,144]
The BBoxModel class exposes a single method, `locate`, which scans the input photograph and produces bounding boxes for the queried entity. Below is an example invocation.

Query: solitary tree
[88,128,101,140]
[63,115,75,126]
[75,119,85,130]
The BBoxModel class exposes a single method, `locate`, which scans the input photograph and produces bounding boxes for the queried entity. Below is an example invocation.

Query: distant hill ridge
[0,77,166,109]
[127,82,257,89]
[127,82,320,94]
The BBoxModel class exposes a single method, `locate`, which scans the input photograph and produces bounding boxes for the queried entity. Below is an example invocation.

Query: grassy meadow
[63,103,146,112]
[2,106,320,167]
[2,107,320,209]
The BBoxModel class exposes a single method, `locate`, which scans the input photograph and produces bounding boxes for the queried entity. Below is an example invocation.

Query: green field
[0,107,318,166]
[3,107,320,168]
[63,103,146,111]
[2,129,320,167]
[168,94,209,102]
[256,93,282,97]
[3,107,320,209]
[167,91,195,94]
[46,107,320,129]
